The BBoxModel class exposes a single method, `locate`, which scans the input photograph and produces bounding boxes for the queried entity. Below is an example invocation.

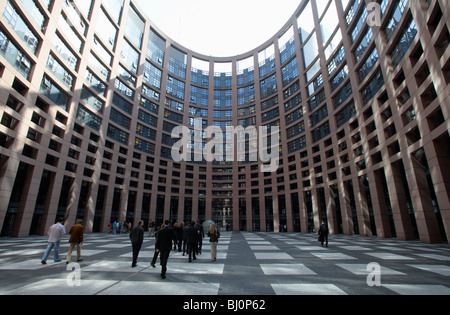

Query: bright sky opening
[135,0,302,57]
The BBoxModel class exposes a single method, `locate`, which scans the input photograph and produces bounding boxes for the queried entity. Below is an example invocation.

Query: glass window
[279,26,296,64]
[282,57,299,87]
[88,52,109,81]
[191,58,210,86]
[237,85,255,106]
[19,0,46,32]
[81,85,104,114]
[190,86,209,106]
[166,75,185,101]
[297,1,315,43]
[237,56,255,86]
[76,104,101,131]
[124,5,145,49]
[47,54,73,89]
[214,90,232,108]
[302,33,318,68]
[102,0,124,24]
[63,0,87,35]
[320,1,339,45]
[143,61,162,89]
[74,0,93,18]
[120,40,140,74]
[0,30,33,79]
[58,14,83,53]
[96,9,117,51]
[258,45,276,78]
[260,74,278,99]
[3,1,40,54]
[168,46,187,79]
[92,36,112,65]
[147,28,165,67]
[40,75,70,111]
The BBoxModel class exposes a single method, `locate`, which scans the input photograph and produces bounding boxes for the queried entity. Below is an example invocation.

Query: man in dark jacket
[318,219,329,248]
[186,221,199,262]
[130,220,144,267]
[155,220,175,279]
[195,220,204,255]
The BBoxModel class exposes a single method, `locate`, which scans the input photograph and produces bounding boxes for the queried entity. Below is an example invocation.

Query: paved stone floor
[0,231,450,295]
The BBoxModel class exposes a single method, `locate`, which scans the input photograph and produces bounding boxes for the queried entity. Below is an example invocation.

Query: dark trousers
[131,242,142,266]
[182,240,187,254]
[151,250,159,266]
[320,235,328,247]
[187,243,197,261]
[159,250,170,276]
[197,238,203,254]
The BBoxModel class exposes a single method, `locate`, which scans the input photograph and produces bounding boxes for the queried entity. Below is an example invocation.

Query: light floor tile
[365,252,414,260]
[61,249,107,257]
[119,251,157,258]
[2,279,116,295]
[0,249,44,256]
[383,284,450,295]
[0,259,58,270]
[83,261,147,272]
[254,252,294,260]
[143,262,225,275]
[99,281,221,295]
[296,246,329,251]
[336,264,405,275]
[338,246,372,251]
[376,246,410,252]
[170,252,228,260]
[97,244,131,248]
[260,264,316,276]
[414,254,450,261]
[310,253,357,260]
[271,284,347,295]
[250,245,280,251]
[408,264,450,276]
[247,241,271,245]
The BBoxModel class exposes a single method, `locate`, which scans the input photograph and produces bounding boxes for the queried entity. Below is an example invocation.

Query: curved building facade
[0,0,449,243]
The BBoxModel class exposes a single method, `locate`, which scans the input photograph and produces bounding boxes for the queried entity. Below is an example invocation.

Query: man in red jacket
[66,219,84,264]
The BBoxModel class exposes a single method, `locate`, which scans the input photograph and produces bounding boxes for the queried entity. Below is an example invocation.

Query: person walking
[148,219,155,237]
[182,222,189,256]
[318,219,329,247]
[195,220,204,255]
[175,222,184,252]
[41,218,66,264]
[185,221,199,262]
[155,220,175,279]
[207,223,220,262]
[66,219,84,264]
[130,220,144,267]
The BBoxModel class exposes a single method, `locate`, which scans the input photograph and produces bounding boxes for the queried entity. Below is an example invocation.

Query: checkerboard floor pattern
[0,232,449,295]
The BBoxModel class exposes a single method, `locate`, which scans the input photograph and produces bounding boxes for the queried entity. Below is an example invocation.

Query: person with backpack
[207,223,220,262]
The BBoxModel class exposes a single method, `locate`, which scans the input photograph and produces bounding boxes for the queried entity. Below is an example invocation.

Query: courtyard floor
[0,231,449,296]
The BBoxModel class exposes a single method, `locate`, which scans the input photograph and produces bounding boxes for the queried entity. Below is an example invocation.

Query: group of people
[131,220,220,279]
[41,218,84,265]
[41,217,328,279]
[40,217,221,281]
[109,220,133,235]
